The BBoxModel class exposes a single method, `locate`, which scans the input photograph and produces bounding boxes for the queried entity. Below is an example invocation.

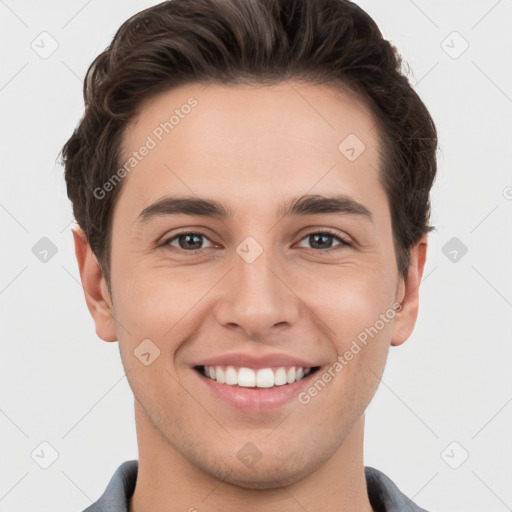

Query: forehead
[116,81,385,217]
[122,80,378,157]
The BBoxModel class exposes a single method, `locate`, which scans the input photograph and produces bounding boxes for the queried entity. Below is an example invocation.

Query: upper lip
[194,352,320,370]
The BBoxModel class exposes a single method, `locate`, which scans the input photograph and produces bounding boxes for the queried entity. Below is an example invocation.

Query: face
[77,81,426,489]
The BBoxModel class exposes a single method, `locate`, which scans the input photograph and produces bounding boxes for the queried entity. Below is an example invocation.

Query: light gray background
[1,1,511,511]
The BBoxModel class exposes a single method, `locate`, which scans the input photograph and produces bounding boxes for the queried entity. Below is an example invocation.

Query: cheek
[304,263,397,395]
[111,264,214,350]
[300,272,395,420]
[309,263,397,333]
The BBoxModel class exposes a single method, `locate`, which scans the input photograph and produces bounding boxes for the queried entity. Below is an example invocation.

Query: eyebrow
[135,194,373,226]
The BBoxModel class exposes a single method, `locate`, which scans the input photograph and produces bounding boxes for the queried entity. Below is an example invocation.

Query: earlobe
[72,225,117,342]
[390,234,428,347]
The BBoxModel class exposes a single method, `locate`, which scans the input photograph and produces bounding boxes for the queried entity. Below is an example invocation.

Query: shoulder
[365,466,430,512]
[81,460,138,512]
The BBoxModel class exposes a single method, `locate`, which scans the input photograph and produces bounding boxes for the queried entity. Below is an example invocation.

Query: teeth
[225,366,238,385]
[274,367,287,385]
[202,365,313,388]
[216,366,226,384]
[238,367,256,387]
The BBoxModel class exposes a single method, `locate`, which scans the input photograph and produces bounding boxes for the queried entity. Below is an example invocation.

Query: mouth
[194,364,322,389]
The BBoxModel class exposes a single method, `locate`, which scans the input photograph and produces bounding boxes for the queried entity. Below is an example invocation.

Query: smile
[195,365,321,389]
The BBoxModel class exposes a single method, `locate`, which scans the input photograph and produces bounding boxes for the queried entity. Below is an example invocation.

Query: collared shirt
[82,460,429,512]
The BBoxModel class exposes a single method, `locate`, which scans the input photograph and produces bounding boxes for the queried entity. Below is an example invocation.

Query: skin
[73,81,427,512]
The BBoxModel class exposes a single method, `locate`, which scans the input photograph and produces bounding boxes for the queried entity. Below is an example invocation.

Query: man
[60,0,437,510]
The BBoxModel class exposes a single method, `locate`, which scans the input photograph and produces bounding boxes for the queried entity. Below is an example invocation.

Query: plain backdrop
[1,1,511,511]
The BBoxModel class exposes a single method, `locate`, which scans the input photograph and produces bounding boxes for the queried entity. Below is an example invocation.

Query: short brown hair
[60,0,437,289]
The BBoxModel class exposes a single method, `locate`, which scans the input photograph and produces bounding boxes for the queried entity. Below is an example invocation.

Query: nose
[213,249,301,340]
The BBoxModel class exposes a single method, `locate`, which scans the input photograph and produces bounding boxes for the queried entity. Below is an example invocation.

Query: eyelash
[161,228,352,254]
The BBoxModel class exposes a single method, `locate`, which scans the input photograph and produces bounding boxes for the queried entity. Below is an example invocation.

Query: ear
[390,234,428,347]
[72,225,117,342]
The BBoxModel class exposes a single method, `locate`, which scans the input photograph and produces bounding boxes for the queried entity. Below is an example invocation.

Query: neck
[129,400,374,512]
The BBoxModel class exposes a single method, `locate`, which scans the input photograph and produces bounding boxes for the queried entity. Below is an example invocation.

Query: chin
[203,454,319,490]
[221,468,306,490]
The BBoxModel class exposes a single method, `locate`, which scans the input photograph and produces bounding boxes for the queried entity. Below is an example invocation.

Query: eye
[161,229,351,253]
[163,232,215,252]
[297,229,351,251]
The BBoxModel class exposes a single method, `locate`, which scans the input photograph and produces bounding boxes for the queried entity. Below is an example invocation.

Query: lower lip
[194,367,320,413]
